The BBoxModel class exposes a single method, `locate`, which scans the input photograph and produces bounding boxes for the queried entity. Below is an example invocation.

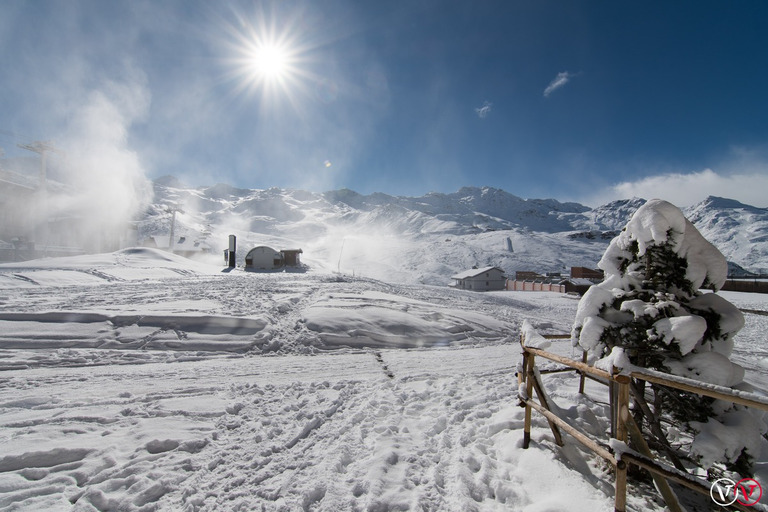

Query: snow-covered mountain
[684,196,768,276]
[142,179,768,284]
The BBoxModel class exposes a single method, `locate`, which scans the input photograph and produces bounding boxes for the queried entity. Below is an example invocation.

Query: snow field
[1,249,768,510]
[0,347,625,511]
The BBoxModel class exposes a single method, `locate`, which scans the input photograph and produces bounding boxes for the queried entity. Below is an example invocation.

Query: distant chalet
[451,266,506,292]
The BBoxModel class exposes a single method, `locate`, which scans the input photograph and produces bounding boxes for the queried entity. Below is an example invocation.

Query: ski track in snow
[1,251,767,511]
[0,348,620,512]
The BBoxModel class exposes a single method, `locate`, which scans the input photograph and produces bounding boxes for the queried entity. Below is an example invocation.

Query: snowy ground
[1,249,767,511]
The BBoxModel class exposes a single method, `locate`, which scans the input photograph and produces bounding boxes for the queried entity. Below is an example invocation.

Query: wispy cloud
[475,101,492,119]
[543,71,576,97]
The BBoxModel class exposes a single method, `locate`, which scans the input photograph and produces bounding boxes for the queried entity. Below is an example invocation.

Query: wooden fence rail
[519,330,768,512]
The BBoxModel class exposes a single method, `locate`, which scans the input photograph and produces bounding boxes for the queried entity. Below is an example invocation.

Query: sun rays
[219,5,314,109]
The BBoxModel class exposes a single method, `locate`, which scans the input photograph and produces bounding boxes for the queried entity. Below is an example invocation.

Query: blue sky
[2,0,768,206]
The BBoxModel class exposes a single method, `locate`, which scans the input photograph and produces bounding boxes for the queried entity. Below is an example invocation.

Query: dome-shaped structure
[245,246,283,270]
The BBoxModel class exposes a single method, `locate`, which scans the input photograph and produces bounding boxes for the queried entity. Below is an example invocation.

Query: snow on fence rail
[518,328,768,512]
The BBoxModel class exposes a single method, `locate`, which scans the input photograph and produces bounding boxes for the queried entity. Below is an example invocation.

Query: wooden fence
[519,330,768,512]
[506,280,566,293]
[722,279,768,294]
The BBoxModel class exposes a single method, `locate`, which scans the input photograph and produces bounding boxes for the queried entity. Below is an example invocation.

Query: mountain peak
[697,196,764,211]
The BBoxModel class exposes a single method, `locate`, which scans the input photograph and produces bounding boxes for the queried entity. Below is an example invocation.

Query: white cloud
[585,168,768,208]
[543,71,576,97]
[475,101,492,119]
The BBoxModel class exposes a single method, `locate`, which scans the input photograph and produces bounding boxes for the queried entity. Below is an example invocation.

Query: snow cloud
[58,73,153,222]
[543,71,576,97]
[586,168,768,208]
[15,70,156,254]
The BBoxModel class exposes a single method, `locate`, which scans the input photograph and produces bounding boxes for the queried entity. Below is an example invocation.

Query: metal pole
[169,210,177,253]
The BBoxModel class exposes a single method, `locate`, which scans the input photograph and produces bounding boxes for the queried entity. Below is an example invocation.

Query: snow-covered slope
[684,196,768,275]
[141,180,768,284]
[570,197,648,231]
[1,248,767,510]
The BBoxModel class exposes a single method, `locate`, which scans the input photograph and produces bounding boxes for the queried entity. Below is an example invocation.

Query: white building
[245,246,284,270]
[451,266,506,291]
[244,246,304,270]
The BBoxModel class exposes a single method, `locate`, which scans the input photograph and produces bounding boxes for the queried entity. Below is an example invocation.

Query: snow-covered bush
[572,199,763,476]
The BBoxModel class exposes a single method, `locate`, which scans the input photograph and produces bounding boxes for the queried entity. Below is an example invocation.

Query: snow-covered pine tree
[572,199,764,477]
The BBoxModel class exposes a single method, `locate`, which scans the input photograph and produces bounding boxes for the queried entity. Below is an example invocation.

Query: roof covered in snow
[451,266,505,280]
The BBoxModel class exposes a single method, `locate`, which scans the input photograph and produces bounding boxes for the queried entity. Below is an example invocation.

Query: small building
[245,246,283,270]
[570,266,604,280]
[515,271,542,281]
[281,249,303,267]
[560,278,595,295]
[452,266,506,291]
[244,246,304,270]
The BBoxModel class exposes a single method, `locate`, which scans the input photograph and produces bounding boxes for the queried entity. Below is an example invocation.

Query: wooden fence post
[625,414,683,512]
[523,352,535,449]
[614,373,630,512]
[519,329,768,511]
[609,377,616,439]
[578,351,588,394]
[529,366,565,446]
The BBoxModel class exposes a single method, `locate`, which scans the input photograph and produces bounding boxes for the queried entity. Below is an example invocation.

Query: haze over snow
[145,179,768,284]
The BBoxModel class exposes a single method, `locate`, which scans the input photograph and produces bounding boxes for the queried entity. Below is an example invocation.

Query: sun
[219,6,312,104]
[248,42,292,82]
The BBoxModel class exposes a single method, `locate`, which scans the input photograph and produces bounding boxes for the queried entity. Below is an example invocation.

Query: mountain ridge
[144,177,768,284]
